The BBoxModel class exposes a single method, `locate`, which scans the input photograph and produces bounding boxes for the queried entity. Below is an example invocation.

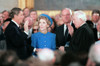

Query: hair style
[0,50,19,66]
[37,48,55,62]
[92,9,100,16]
[38,16,51,25]
[9,7,22,18]
[30,9,37,14]
[2,10,9,14]
[74,11,87,21]
[61,8,72,15]
[23,7,29,11]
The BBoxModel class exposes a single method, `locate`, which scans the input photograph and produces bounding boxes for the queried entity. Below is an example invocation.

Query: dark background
[34,0,100,10]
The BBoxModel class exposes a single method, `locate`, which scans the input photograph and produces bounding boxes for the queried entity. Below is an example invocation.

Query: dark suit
[26,29,34,57]
[67,23,95,53]
[0,27,6,50]
[55,23,76,48]
[86,20,98,41]
[5,21,28,60]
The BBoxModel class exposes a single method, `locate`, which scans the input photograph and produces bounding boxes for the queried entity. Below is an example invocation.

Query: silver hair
[61,8,72,16]
[74,11,87,21]
[37,48,55,62]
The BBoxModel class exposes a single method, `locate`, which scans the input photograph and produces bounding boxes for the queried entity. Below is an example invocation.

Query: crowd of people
[0,7,100,66]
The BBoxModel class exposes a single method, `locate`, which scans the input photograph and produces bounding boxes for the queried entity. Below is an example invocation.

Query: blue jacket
[31,32,56,50]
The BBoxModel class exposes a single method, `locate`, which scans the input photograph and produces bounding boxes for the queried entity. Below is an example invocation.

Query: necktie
[65,28,68,40]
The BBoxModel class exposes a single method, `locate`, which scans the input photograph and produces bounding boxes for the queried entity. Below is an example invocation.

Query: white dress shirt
[12,20,28,35]
[64,21,72,35]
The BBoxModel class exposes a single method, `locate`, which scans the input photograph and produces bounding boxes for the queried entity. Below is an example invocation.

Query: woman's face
[39,19,49,31]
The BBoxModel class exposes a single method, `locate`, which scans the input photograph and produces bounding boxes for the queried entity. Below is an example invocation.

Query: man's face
[16,11,24,24]
[92,13,100,23]
[3,11,9,20]
[30,11,37,20]
[61,9,72,24]
[73,15,80,28]
[23,8,29,17]
[24,17,33,29]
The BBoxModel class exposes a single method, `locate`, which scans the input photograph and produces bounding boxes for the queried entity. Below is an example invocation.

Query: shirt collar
[64,21,72,27]
[12,20,19,27]
[93,22,98,25]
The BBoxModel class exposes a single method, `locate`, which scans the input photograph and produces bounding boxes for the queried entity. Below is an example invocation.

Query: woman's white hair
[37,48,55,62]
[74,11,87,21]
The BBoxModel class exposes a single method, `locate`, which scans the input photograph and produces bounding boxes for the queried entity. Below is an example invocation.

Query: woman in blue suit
[31,14,56,54]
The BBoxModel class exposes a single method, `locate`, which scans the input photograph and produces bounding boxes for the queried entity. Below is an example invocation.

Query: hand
[67,24,74,36]
[86,58,96,66]
[59,46,65,52]
[24,20,29,32]
[36,48,42,52]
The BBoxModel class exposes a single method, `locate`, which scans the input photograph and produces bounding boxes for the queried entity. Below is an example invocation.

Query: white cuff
[33,48,36,52]
[24,31,28,35]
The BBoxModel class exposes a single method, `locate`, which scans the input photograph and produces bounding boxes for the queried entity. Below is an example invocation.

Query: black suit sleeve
[6,26,28,47]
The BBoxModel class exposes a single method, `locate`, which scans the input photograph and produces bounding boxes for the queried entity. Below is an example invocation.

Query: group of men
[1,7,100,62]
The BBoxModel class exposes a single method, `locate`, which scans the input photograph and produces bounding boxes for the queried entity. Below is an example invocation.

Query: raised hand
[67,24,74,36]
[24,20,29,32]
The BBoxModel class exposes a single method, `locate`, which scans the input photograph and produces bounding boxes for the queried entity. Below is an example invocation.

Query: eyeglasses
[33,29,38,31]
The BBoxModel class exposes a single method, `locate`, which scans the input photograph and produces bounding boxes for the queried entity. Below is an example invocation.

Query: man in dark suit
[66,11,95,65]
[86,10,100,41]
[91,10,100,41]
[56,8,76,51]
[5,7,29,60]
[67,11,95,53]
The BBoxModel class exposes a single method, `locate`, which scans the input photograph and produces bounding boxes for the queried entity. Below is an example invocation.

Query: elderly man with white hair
[66,11,95,54]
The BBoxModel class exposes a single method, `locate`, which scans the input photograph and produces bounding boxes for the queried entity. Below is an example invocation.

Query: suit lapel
[61,24,65,38]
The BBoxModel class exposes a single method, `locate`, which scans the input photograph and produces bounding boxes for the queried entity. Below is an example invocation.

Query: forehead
[62,9,70,14]
[24,8,29,11]
[30,11,37,14]
[3,11,9,14]
[19,11,23,14]
[92,13,99,16]
[25,17,32,21]
[40,19,46,22]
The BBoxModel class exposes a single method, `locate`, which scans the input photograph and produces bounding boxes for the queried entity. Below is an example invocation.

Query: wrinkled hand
[24,20,29,32]
[67,24,74,36]
[59,46,65,52]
